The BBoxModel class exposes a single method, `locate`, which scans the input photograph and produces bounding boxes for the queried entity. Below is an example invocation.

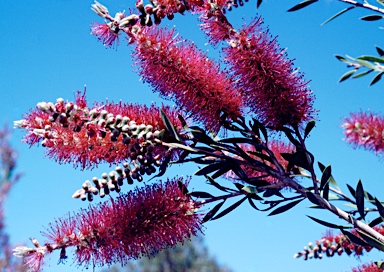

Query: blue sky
[1,0,384,271]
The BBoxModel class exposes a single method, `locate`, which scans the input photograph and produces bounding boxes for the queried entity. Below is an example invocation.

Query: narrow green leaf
[323,182,329,201]
[248,197,260,210]
[212,197,247,220]
[318,161,326,172]
[281,127,301,146]
[369,216,383,227]
[202,200,225,223]
[288,0,318,12]
[357,55,384,64]
[360,14,384,21]
[242,186,258,194]
[321,6,355,25]
[356,180,365,220]
[256,0,263,8]
[352,69,373,79]
[189,191,214,198]
[356,59,377,70]
[211,166,232,180]
[338,70,356,83]
[375,261,384,269]
[370,72,384,86]
[320,165,332,191]
[347,184,356,198]
[341,229,370,247]
[160,109,180,142]
[195,162,229,176]
[306,192,321,206]
[307,215,350,229]
[268,198,304,216]
[178,178,189,195]
[375,198,384,220]
[304,120,316,139]
[167,142,197,152]
[375,45,384,57]
[357,230,384,251]
[335,54,352,64]
[205,175,230,192]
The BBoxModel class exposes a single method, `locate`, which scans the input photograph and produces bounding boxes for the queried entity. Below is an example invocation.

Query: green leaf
[370,72,384,86]
[304,120,315,139]
[248,197,260,210]
[281,127,301,146]
[241,186,259,194]
[212,197,247,220]
[256,0,263,8]
[357,230,384,251]
[318,161,326,172]
[268,198,304,216]
[341,229,370,247]
[288,0,318,12]
[205,175,230,192]
[356,179,365,220]
[323,182,329,201]
[195,162,230,176]
[202,200,225,223]
[369,216,383,227]
[320,165,331,191]
[321,6,355,25]
[360,14,384,21]
[375,45,384,57]
[167,142,197,152]
[375,198,384,220]
[306,191,321,206]
[375,261,384,269]
[335,54,352,64]
[355,59,377,70]
[347,184,356,198]
[307,215,350,229]
[338,70,356,83]
[357,55,384,64]
[178,178,189,195]
[189,191,214,198]
[160,109,181,142]
[352,69,373,79]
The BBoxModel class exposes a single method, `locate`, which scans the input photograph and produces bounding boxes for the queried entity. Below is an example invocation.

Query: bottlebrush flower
[342,111,384,154]
[351,263,383,272]
[294,227,384,261]
[13,178,203,271]
[91,12,125,48]
[14,91,182,169]
[131,26,243,132]
[223,18,315,130]
[225,140,295,184]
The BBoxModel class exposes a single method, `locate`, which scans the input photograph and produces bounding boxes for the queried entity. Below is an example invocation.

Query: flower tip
[13,119,26,128]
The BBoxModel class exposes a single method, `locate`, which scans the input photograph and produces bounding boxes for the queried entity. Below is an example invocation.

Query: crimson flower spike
[14,91,182,169]
[130,26,243,133]
[13,178,203,272]
[342,111,384,155]
[223,18,316,130]
[294,227,384,261]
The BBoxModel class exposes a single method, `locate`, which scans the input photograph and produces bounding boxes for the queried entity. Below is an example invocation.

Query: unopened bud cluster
[73,148,168,201]
[294,232,374,261]
[135,0,203,27]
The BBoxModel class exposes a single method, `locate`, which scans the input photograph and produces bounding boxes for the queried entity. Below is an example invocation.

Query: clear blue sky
[1,0,384,271]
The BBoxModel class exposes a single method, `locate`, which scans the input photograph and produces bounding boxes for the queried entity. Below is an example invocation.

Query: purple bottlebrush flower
[14,91,182,169]
[13,178,203,271]
[131,26,243,132]
[342,111,384,154]
[223,18,316,130]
